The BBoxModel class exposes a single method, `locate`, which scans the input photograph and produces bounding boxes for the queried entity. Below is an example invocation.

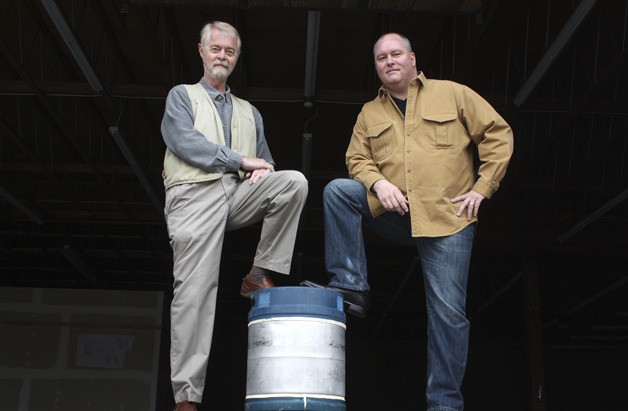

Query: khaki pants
[165,171,308,404]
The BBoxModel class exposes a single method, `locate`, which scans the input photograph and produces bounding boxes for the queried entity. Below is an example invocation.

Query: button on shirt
[213,93,230,144]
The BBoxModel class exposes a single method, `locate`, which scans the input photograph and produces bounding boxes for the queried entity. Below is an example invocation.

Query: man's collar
[378,71,427,98]
[199,78,231,99]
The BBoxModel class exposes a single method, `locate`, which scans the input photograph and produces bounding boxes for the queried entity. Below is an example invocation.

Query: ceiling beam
[0,184,45,225]
[40,0,104,93]
[0,37,136,221]
[35,0,165,222]
[110,127,164,214]
[508,51,628,192]
[540,273,628,334]
[60,244,100,286]
[513,0,599,107]
[558,186,628,243]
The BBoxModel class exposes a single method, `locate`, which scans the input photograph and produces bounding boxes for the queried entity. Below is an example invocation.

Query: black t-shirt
[392,97,407,115]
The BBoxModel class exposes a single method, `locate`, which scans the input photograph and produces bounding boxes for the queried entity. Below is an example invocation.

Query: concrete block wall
[0,287,163,411]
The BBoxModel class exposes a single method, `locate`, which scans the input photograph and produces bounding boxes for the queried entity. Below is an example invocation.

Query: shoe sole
[344,300,367,318]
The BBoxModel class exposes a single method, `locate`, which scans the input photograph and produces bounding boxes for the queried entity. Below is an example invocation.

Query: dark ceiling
[1,0,627,376]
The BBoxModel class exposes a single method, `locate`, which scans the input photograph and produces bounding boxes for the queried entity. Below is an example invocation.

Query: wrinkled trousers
[165,171,308,404]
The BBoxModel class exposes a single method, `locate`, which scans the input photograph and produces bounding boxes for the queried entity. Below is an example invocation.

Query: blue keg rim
[248,287,346,323]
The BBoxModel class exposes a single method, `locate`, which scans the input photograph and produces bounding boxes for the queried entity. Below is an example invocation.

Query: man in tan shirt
[303,33,513,411]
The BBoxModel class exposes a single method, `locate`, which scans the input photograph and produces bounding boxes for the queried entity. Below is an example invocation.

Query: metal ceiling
[1,0,627,366]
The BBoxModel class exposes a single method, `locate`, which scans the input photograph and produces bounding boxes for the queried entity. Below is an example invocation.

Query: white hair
[200,21,241,55]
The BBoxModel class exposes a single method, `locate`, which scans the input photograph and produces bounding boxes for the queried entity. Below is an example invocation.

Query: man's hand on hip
[452,190,486,221]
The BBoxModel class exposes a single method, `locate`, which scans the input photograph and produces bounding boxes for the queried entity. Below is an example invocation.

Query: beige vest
[162,83,257,189]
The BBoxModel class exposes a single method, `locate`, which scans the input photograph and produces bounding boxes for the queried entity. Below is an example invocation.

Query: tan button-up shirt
[346,72,514,237]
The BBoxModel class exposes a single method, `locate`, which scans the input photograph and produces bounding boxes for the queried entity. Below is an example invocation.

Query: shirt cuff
[227,151,244,173]
[472,178,498,199]
[362,174,386,193]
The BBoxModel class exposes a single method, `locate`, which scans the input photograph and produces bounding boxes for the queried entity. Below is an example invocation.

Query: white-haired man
[161,21,308,411]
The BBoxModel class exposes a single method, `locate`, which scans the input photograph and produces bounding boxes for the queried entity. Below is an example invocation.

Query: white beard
[205,63,230,81]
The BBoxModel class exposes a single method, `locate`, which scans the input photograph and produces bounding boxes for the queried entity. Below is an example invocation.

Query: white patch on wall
[75,334,135,368]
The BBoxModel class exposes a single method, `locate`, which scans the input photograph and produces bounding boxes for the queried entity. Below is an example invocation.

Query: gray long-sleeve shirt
[161,78,274,174]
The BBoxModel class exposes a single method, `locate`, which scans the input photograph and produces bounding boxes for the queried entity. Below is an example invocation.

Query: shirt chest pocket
[366,122,393,162]
[422,112,458,149]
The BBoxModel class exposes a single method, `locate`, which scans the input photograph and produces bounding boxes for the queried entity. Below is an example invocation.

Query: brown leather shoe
[240,272,275,298]
[174,401,197,411]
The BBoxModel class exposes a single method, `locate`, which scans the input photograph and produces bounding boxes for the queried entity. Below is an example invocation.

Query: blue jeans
[324,178,474,411]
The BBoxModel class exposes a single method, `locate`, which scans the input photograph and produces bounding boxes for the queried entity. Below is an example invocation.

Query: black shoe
[300,280,370,318]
